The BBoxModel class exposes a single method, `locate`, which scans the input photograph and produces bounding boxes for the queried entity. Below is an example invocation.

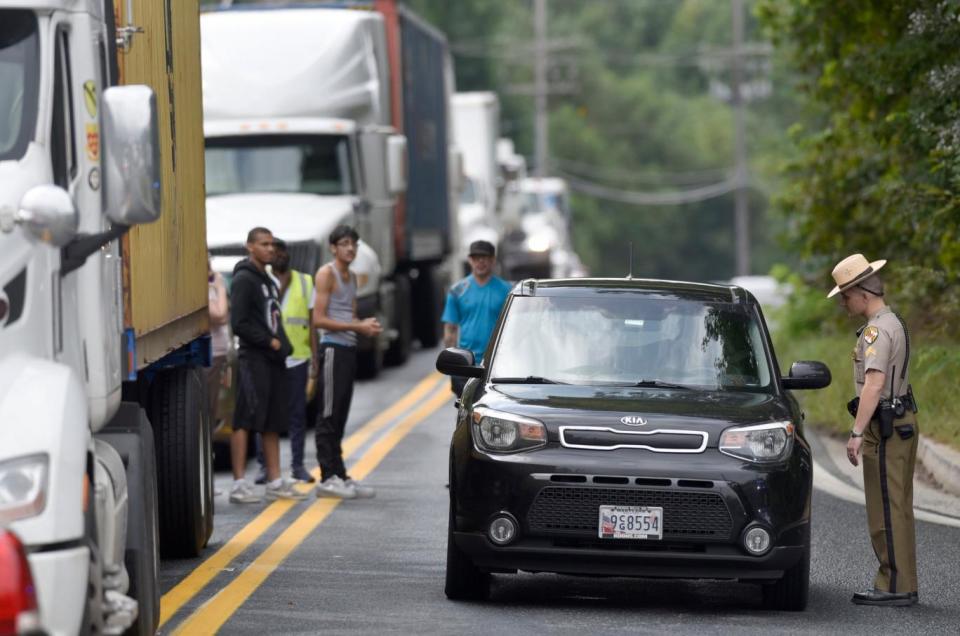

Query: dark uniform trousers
[862,413,920,594]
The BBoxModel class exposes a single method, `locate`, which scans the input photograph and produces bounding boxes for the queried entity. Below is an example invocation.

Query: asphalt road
[158,346,960,635]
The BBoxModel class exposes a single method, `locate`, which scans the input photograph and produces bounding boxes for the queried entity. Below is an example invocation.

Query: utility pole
[731,0,750,276]
[534,0,548,177]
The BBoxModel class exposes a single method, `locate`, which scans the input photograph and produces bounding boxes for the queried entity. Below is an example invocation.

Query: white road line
[812,459,960,528]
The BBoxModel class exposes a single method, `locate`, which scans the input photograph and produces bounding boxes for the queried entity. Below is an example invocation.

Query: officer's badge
[863,326,879,344]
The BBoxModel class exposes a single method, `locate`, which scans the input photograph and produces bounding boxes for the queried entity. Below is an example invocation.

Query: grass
[772,333,960,450]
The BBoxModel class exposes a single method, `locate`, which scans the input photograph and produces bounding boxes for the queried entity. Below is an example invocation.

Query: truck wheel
[120,407,161,635]
[385,274,412,366]
[761,545,809,611]
[356,342,384,379]
[149,368,213,558]
[413,266,443,348]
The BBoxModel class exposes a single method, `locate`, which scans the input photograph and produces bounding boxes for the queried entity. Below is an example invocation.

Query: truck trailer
[0,1,212,633]
[202,0,456,375]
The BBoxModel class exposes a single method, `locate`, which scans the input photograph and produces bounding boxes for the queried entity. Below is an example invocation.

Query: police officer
[828,253,920,606]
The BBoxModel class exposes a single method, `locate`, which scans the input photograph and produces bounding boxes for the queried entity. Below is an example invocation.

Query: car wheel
[444,504,490,601]
[761,546,809,611]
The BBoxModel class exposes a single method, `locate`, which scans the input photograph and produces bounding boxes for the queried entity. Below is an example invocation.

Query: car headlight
[719,421,794,463]
[0,454,49,524]
[472,407,546,453]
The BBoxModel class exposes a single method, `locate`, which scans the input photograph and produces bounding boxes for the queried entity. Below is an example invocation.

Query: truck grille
[527,486,733,540]
[209,240,322,275]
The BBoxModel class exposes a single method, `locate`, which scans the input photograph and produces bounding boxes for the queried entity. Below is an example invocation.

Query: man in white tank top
[311,225,382,499]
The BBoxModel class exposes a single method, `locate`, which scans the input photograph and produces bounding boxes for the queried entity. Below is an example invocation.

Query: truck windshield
[205,134,356,196]
[489,295,773,392]
[0,11,40,162]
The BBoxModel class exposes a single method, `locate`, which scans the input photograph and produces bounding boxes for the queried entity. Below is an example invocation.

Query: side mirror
[16,185,79,247]
[436,347,483,378]
[387,134,407,195]
[101,85,161,225]
[781,361,832,390]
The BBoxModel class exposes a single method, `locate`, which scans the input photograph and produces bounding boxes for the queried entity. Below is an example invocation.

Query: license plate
[598,505,663,540]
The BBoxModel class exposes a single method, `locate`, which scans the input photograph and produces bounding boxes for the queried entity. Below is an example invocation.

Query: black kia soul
[436,278,831,611]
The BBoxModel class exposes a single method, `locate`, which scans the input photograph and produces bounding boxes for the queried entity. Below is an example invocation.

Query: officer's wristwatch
[850,429,864,438]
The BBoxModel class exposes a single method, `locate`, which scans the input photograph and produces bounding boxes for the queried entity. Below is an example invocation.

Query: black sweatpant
[314,343,357,481]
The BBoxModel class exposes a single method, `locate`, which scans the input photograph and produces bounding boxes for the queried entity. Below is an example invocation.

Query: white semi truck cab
[1,2,213,633]
[201,8,407,376]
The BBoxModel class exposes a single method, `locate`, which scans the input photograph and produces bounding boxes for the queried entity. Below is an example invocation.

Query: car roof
[511,278,754,304]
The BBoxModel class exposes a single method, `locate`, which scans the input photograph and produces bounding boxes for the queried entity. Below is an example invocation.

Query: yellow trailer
[112,0,214,562]
[116,0,208,368]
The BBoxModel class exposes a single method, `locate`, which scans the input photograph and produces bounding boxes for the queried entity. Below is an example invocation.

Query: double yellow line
[160,371,451,632]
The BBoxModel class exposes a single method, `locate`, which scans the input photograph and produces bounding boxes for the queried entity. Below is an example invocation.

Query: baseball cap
[468,240,496,257]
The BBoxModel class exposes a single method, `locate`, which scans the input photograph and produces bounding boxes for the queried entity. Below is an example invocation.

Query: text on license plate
[598,505,663,539]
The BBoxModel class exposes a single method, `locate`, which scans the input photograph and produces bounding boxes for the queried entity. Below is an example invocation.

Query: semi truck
[451,91,501,271]
[0,1,212,633]
[202,0,456,375]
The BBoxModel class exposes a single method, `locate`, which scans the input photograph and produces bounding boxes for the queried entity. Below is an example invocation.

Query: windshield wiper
[633,379,692,390]
[491,376,566,385]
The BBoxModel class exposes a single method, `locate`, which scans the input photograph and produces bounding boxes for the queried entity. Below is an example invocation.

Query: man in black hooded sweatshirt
[229,227,307,503]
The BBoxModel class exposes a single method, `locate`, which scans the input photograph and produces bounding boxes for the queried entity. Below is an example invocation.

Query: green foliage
[757,0,960,334]
[774,333,960,450]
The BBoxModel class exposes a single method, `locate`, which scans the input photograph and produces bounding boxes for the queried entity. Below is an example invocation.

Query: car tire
[761,546,810,611]
[444,504,490,601]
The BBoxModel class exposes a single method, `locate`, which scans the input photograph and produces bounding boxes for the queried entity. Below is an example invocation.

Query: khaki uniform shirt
[853,306,909,399]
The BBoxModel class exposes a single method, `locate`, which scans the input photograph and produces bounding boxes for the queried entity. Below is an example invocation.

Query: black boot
[851,588,916,606]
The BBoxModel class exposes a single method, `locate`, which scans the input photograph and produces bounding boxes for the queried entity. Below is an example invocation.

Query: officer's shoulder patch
[863,325,880,344]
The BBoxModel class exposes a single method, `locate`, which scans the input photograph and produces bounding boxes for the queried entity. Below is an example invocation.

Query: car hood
[474,383,792,443]
[206,192,356,247]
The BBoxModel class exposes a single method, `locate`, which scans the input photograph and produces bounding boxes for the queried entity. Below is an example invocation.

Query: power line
[552,157,730,186]
[557,170,743,206]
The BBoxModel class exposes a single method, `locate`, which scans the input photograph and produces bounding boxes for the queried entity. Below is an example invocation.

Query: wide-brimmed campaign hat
[827,253,886,298]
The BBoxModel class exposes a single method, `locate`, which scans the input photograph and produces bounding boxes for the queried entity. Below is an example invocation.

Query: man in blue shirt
[441,240,512,396]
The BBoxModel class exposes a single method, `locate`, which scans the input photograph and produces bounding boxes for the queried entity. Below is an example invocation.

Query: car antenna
[627,242,634,280]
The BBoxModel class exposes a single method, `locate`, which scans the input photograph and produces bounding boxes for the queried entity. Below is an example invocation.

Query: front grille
[210,241,322,275]
[560,427,707,453]
[527,486,733,540]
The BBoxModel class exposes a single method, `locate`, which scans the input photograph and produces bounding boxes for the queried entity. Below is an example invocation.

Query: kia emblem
[620,415,647,426]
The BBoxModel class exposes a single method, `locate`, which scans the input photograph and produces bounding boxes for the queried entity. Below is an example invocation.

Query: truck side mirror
[387,134,407,195]
[781,360,831,390]
[16,185,79,247]
[101,85,161,225]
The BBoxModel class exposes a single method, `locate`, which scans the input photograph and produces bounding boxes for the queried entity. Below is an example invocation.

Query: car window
[489,295,773,391]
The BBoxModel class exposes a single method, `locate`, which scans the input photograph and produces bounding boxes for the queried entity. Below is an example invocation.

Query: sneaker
[264,479,308,501]
[344,478,375,499]
[229,480,262,504]
[291,466,316,484]
[254,468,267,485]
[315,476,357,499]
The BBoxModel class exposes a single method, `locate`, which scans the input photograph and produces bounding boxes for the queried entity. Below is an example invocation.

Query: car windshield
[0,10,40,162]
[205,133,356,196]
[489,294,773,391]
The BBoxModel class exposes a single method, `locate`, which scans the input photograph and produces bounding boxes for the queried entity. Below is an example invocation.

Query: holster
[878,401,896,439]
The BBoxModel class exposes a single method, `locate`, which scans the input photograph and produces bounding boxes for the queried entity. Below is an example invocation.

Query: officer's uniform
[853,306,919,595]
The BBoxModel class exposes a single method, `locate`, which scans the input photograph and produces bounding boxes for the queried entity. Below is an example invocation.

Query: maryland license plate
[598,505,663,540]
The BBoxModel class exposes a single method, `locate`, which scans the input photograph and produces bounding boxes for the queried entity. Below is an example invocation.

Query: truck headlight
[719,421,794,463]
[524,234,552,253]
[0,454,49,524]
[350,240,382,298]
[472,407,546,453]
